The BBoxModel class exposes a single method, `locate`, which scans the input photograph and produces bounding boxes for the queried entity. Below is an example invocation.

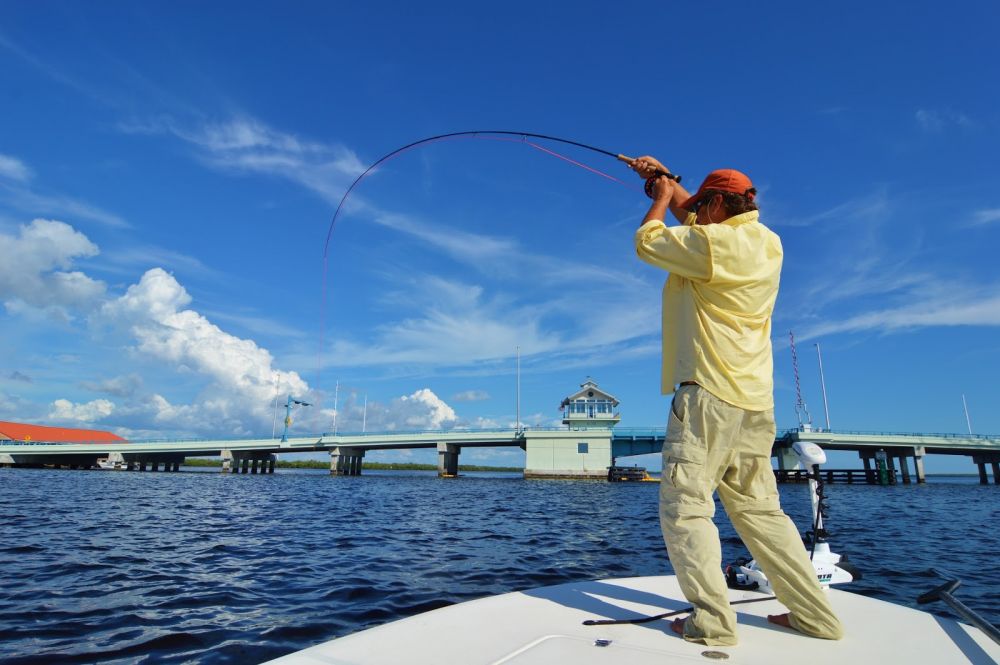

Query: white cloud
[99,268,311,434]
[0,219,106,317]
[971,208,1000,226]
[324,388,462,434]
[769,190,889,229]
[798,288,1000,340]
[384,388,457,430]
[0,154,32,182]
[453,390,491,402]
[122,116,366,203]
[0,182,129,228]
[80,374,143,398]
[48,398,115,423]
[916,108,973,133]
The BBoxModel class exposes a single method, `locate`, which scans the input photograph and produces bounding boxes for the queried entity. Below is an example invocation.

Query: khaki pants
[660,385,844,646]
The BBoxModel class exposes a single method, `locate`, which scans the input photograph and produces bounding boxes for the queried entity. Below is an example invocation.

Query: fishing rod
[323,130,682,258]
[316,131,683,408]
[583,594,777,626]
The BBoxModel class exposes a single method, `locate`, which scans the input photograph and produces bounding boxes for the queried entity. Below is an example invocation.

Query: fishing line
[317,131,682,410]
[322,130,682,260]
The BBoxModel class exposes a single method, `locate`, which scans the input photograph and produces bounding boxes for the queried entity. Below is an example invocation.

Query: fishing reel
[644,171,680,199]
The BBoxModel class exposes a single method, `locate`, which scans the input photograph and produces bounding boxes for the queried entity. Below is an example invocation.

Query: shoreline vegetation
[182,458,523,472]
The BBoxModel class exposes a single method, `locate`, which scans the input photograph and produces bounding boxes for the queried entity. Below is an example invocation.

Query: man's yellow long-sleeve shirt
[634,210,783,411]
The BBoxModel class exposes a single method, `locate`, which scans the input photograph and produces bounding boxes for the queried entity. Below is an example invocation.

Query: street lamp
[280,395,312,442]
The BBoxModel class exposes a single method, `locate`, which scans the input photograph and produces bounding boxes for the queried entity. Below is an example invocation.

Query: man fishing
[630,156,844,646]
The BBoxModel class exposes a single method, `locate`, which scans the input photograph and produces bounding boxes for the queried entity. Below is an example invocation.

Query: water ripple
[0,468,997,663]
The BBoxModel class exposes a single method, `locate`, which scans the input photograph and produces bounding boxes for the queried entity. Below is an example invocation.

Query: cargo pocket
[662,396,708,510]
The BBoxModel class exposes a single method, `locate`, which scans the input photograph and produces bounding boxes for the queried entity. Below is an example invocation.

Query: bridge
[2,426,999,484]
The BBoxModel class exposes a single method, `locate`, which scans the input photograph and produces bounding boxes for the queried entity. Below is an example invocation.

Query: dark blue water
[0,467,997,663]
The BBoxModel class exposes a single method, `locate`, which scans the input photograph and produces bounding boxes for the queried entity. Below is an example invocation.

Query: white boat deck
[265,575,999,664]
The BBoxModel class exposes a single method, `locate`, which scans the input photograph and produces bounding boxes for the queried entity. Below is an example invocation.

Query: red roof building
[0,421,126,443]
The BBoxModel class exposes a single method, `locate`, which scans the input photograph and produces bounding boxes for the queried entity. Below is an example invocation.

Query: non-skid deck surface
[267,576,1000,664]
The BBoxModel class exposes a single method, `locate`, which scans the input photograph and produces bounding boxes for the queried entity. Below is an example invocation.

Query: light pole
[280,395,312,442]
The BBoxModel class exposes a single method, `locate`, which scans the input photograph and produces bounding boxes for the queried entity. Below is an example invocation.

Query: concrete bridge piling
[437,443,460,477]
[221,450,276,474]
[329,447,364,476]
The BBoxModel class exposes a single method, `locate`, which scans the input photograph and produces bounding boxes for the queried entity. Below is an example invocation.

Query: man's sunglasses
[689,194,717,213]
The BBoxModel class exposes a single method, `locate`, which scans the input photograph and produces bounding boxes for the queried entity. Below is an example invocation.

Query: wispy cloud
[0,32,111,107]
[204,310,309,339]
[80,374,143,398]
[120,116,366,202]
[0,154,32,182]
[102,245,219,277]
[797,287,1000,340]
[0,181,129,229]
[769,189,889,229]
[452,389,491,402]
[970,208,1000,226]
[915,108,973,133]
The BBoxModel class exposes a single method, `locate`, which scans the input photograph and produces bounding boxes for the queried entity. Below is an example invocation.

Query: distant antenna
[332,380,340,435]
[271,373,280,439]
[362,393,368,433]
[962,394,973,435]
[516,346,521,434]
[790,331,812,428]
[815,343,831,430]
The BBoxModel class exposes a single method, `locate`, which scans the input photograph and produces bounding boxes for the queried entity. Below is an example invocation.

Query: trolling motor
[726,442,861,592]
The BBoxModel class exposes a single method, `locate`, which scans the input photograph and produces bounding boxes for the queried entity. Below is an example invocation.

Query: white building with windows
[559,379,621,429]
[524,379,619,478]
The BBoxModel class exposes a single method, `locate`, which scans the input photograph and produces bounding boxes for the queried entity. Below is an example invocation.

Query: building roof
[0,420,126,443]
[560,379,619,408]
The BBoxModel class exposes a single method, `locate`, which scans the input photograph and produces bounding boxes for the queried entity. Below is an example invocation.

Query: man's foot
[671,617,686,636]
[767,613,793,629]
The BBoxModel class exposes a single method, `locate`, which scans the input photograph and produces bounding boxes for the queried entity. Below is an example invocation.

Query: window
[578,442,589,454]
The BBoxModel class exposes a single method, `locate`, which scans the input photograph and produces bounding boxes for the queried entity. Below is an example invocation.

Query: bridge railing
[4,426,995,447]
[781,427,999,440]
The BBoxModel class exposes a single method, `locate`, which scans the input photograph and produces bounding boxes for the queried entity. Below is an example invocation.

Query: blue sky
[1,1,998,472]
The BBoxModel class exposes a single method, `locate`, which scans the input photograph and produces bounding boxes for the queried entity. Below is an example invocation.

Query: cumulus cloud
[0,154,32,182]
[333,388,458,433]
[0,219,106,318]
[48,398,115,423]
[99,268,311,435]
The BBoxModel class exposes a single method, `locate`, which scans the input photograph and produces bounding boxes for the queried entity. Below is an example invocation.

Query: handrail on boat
[918,568,1000,646]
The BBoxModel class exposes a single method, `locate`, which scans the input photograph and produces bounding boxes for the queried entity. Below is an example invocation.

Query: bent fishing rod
[322,130,682,258]
[316,131,682,410]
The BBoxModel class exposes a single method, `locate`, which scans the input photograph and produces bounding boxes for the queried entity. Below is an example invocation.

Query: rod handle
[617,154,681,183]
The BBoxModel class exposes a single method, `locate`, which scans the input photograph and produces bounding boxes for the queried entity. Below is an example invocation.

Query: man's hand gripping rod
[616,154,681,199]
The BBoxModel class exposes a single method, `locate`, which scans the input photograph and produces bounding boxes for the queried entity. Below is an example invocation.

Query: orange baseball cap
[679,169,756,210]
